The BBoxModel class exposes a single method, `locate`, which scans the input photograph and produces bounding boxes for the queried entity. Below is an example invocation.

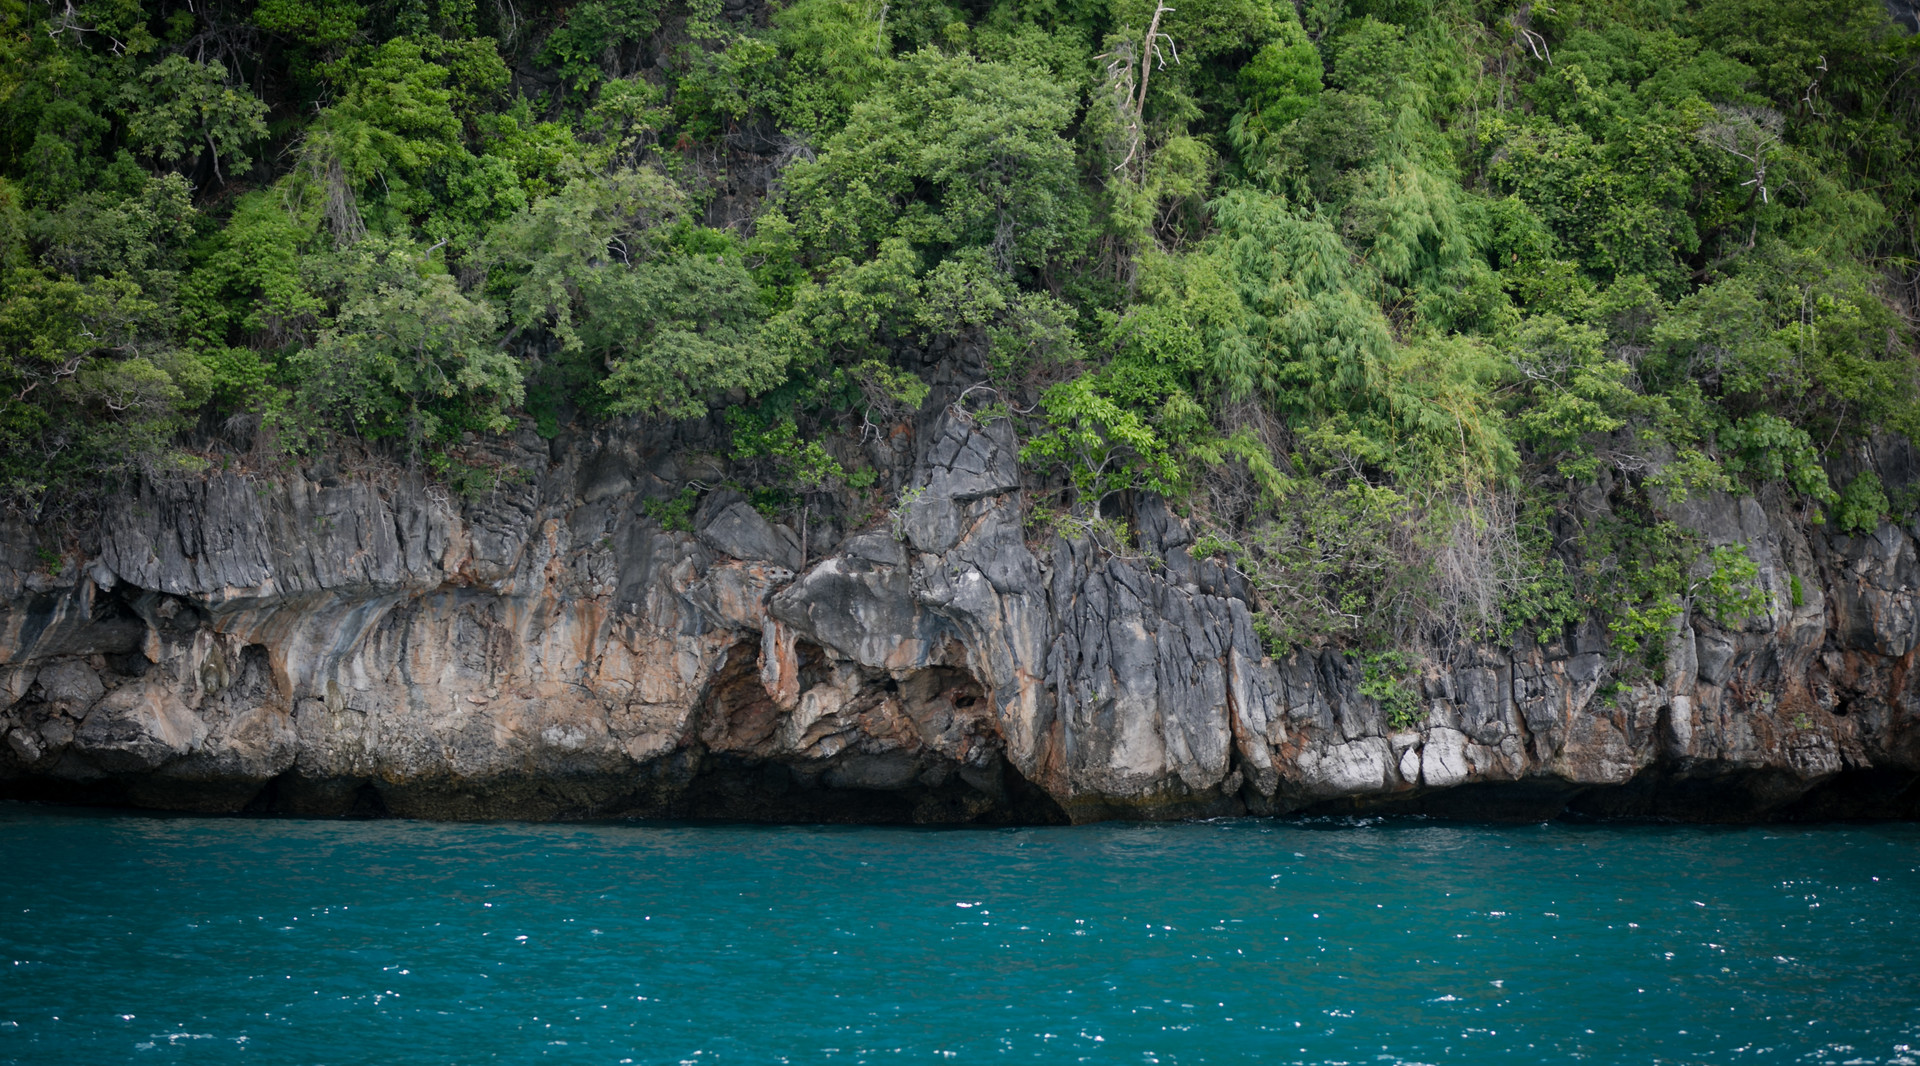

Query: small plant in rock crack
[1024,503,1154,561]
[889,486,926,542]
[1190,530,1243,564]
[727,409,878,565]
[1694,544,1770,626]
[1249,613,1284,659]
[642,487,700,532]
[1358,651,1424,731]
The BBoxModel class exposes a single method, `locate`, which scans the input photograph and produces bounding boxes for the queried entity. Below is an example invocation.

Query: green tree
[284,238,519,447]
[782,48,1086,273]
[120,56,269,182]
[0,270,204,504]
[482,170,782,420]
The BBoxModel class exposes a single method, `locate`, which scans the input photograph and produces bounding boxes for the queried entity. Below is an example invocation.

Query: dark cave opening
[671,638,1068,826]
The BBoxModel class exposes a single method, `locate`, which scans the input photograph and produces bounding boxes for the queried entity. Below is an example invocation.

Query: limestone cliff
[3,401,1917,822]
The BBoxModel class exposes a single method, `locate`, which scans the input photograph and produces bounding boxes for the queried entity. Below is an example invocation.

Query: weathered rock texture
[3,406,1918,823]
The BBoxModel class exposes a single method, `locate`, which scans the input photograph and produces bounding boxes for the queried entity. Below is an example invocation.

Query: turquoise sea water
[1,807,1916,1064]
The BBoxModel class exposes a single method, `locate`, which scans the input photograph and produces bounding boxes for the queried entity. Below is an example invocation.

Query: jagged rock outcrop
[2,406,1917,822]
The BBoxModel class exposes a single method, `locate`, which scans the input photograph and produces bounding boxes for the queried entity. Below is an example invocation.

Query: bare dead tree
[1097,41,1139,165]
[280,139,366,246]
[1803,54,1829,117]
[47,0,127,52]
[1096,2,1179,179]
[1430,490,1535,652]
[1133,4,1178,128]
[1699,104,1785,206]
[1509,3,1551,65]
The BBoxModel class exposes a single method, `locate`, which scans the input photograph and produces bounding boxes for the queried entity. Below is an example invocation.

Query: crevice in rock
[699,639,784,754]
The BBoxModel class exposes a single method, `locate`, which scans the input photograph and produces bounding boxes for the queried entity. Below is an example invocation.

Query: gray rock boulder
[699,501,803,571]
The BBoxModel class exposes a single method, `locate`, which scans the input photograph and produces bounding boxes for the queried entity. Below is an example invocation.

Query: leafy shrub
[282,238,520,449]
[1359,651,1424,731]
[482,171,783,420]
[1834,471,1889,535]
[642,487,700,532]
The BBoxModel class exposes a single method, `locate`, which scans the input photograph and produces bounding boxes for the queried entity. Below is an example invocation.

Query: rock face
[2,406,1918,823]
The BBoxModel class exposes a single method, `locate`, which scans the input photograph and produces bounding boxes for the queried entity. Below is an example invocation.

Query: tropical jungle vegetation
[1,0,1916,678]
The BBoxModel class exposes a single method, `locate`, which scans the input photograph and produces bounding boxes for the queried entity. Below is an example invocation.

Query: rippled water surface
[1,807,1917,1064]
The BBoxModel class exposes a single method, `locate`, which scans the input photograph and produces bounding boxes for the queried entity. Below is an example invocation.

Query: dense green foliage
[3,0,1917,672]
